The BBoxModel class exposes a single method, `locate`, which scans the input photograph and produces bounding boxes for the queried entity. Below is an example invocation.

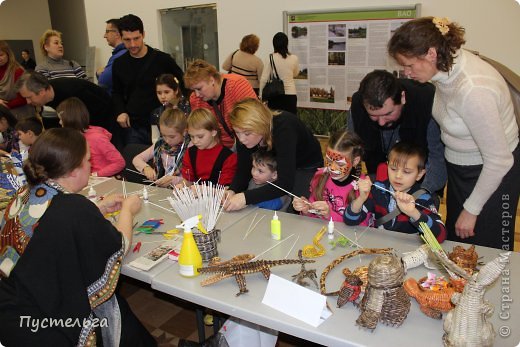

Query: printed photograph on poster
[328,38,346,51]
[310,86,335,103]
[291,26,308,39]
[328,24,346,37]
[348,25,367,39]
[328,52,345,66]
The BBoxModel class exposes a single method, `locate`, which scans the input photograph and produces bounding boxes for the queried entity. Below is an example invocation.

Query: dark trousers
[122,126,152,147]
[446,144,520,250]
[267,94,297,115]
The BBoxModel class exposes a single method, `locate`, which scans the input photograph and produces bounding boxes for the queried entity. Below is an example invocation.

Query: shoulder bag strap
[376,188,428,226]
[210,100,236,140]
[228,50,238,73]
[270,54,280,79]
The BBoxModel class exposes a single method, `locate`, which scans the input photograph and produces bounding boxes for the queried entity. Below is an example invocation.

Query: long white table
[86,179,258,283]
[90,179,519,346]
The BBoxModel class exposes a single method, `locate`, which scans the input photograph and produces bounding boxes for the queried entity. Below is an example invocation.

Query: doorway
[160,4,219,71]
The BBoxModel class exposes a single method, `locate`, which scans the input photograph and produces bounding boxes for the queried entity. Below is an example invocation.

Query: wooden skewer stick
[350,174,439,215]
[266,181,311,206]
[252,233,296,261]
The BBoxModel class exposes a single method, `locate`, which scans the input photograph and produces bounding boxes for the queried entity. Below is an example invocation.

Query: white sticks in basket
[167,182,226,231]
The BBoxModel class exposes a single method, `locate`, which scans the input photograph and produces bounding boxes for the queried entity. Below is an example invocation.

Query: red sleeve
[6,68,28,109]
[181,150,194,182]
[218,152,237,186]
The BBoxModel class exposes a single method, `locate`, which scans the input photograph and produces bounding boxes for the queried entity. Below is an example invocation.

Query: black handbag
[262,54,285,100]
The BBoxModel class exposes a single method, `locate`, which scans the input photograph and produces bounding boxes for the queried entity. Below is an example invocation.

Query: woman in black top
[225,98,323,211]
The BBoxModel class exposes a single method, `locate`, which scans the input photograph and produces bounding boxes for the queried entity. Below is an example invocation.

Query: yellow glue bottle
[271,211,281,240]
[177,215,203,277]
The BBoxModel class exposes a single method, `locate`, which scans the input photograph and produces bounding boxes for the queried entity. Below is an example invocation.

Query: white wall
[84,0,520,76]
[0,0,52,64]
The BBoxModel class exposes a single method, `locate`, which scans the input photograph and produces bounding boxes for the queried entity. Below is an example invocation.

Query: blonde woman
[224,98,322,211]
[35,29,87,80]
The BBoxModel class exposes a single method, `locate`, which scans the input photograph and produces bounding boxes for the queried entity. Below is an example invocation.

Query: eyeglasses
[105,29,118,34]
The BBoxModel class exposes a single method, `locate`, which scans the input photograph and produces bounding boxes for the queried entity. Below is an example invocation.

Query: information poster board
[285,7,418,110]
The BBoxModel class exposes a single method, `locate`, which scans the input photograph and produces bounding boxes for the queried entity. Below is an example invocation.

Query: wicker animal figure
[337,274,363,308]
[356,254,410,330]
[438,252,510,347]
[404,277,456,319]
[448,245,478,274]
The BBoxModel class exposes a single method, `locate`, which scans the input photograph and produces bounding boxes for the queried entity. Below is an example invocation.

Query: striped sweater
[344,180,446,242]
[35,56,87,80]
[189,74,257,148]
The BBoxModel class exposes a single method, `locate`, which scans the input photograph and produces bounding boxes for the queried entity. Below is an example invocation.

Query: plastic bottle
[327,217,335,240]
[271,211,281,240]
[178,216,203,277]
[88,186,97,202]
[142,186,149,203]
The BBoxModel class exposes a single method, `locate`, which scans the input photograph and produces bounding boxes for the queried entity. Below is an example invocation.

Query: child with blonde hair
[133,108,189,187]
[180,108,237,186]
[293,130,371,223]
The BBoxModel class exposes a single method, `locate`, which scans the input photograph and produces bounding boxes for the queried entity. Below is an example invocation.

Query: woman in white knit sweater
[388,17,519,250]
[259,32,299,114]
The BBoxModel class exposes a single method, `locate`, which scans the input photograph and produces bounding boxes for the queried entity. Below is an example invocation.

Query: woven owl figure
[337,274,363,308]
[356,254,410,330]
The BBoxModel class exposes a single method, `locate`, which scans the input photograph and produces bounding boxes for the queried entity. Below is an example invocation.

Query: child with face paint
[292,130,372,223]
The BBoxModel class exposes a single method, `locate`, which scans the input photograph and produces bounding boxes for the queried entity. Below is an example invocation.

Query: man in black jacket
[112,14,184,146]
[348,70,446,195]
[16,71,113,130]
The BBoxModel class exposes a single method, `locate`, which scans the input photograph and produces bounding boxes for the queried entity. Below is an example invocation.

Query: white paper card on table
[262,274,331,327]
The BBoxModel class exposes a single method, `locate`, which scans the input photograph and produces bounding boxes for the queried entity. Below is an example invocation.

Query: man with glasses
[96,18,127,95]
[348,69,446,197]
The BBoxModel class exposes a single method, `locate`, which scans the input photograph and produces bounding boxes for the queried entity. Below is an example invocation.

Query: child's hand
[394,191,421,220]
[155,175,178,188]
[310,200,330,218]
[0,149,10,157]
[357,177,372,202]
[292,196,310,213]
[143,166,157,181]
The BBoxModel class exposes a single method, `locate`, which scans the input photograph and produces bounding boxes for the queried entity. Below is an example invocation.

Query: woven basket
[193,229,221,262]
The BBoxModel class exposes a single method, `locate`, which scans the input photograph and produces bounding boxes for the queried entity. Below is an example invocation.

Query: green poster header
[288,9,416,23]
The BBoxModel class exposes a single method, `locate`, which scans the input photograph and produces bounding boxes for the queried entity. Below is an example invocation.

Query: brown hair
[312,130,364,203]
[252,149,277,172]
[230,98,275,150]
[184,59,221,89]
[388,17,466,72]
[159,108,187,134]
[15,117,43,136]
[0,41,22,87]
[388,142,426,171]
[240,34,260,54]
[56,97,90,132]
[40,29,62,57]
[187,108,220,140]
[23,128,87,186]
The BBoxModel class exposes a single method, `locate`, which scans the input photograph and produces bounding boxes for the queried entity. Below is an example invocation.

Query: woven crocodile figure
[198,258,315,296]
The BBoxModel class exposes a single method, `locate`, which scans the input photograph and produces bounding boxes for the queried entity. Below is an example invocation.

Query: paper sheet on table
[262,274,332,327]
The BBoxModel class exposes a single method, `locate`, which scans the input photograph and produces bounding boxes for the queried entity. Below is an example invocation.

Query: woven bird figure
[356,254,410,330]
[337,274,363,308]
